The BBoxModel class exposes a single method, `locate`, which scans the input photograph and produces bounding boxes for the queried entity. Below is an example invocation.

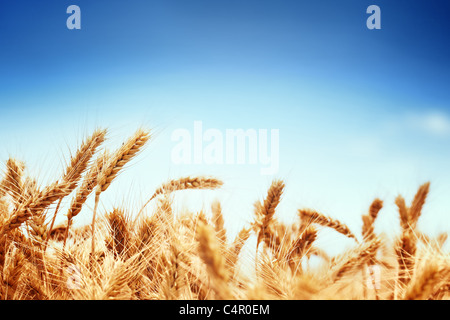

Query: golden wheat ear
[395,182,431,289]
[151,176,223,200]
[105,208,131,258]
[211,200,227,245]
[0,244,25,300]
[362,198,383,242]
[96,128,150,195]
[196,221,231,299]
[1,158,25,203]
[137,176,223,220]
[62,128,107,190]
[253,179,285,248]
[409,182,430,229]
[299,209,358,242]
[286,225,317,271]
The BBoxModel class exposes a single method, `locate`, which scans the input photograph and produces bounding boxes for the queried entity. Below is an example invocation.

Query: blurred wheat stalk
[0,128,448,300]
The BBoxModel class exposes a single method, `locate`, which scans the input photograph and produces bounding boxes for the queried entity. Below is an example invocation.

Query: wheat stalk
[137,176,224,222]
[299,209,358,242]
[91,129,150,255]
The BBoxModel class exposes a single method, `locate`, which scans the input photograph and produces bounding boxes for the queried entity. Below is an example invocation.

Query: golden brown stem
[91,192,100,256]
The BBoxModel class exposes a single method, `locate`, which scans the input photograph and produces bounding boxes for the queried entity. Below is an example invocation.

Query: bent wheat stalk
[299,209,358,242]
[136,176,223,221]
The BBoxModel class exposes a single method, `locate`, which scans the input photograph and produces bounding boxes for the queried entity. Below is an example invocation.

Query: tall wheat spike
[211,200,227,246]
[253,179,285,248]
[196,221,230,299]
[362,198,383,242]
[62,129,107,191]
[395,182,431,288]
[409,182,430,229]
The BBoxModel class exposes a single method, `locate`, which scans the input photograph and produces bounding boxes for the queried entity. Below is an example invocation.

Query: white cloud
[407,111,450,137]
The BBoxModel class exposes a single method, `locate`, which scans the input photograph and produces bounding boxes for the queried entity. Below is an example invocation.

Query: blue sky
[0,1,449,253]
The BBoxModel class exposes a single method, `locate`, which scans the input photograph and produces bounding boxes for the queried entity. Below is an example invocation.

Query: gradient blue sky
[1,1,449,253]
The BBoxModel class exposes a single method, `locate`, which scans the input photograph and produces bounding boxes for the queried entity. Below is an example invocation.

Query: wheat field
[0,128,448,300]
